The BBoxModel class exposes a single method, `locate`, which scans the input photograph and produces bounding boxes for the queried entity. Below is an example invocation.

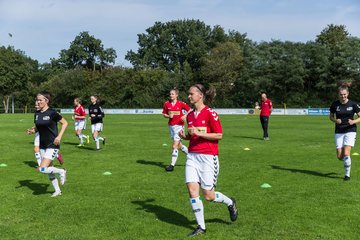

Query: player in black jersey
[35,92,68,197]
[88,95,105,150]
[330,83,360,181]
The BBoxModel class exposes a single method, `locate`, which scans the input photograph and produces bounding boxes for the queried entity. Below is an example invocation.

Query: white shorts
[169,125,184,141]
[335,132,357,149]
[75,119,86,130]
[40,148,59,161]
[91,123,103,133]
[185,153,219,190]
[34,132,40,147]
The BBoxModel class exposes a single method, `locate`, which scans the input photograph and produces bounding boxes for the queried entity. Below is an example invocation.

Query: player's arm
[179,129,191,140]
[349,111,360,125]
[329,113,341,124]
[188,127,223,140]
[26,126,37,135]
[54,117,68,145]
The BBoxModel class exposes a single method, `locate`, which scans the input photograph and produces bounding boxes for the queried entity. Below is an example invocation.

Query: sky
[0,0,359,67]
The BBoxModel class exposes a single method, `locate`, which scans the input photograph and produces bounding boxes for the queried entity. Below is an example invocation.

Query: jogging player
[88,95,105,150]
[73,98,89,147]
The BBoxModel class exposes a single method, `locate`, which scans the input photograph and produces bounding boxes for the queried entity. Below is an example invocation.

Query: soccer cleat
[263,137,270,141]
[188,225,206,237]
[228,197,238,222]
[103,137,106,145]
[165,165,174,172]
[51,191,62,197]
[77,143,84,147]
[57,152,64,165]
[344,176,350,181]
[60,169,67,185]
[86,135,90,144]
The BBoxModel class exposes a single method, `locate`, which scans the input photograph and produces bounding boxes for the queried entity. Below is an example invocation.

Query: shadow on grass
[136,160,185,168]
[16,180,50,195]
[132,199,230,230]
[62,141,79,146]
[234,135,263,140]
[271,165,341,179]
[24,160,38,168]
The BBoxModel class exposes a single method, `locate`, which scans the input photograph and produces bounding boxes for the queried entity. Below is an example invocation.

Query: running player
[259,92,273,140]
[88,95,105,150]
[179,84,238,237]
[330,83,360,181]
[162,88,191,171]
[34,91,68,197]
[73,98,89,147]
[27,99,63,166]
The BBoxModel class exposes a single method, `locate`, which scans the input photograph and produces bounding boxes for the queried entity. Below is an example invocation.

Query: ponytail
[192,84,216,104]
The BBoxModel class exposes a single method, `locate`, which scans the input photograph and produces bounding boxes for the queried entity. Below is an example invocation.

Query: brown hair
[74,98,82,104]
[338,81,352,93]
[37,91,52,104]
[170,87,179,95]
[191,84,216,104]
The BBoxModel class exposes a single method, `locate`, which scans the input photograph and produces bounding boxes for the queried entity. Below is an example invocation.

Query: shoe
[60,169,67,185]
[86,135,90,144]
[77,143,84,147]
[57,152,64,165]
[344,176,350,181]
[228,197,238,222]
[263,137,270,141]
[165,165,174,172]
[103,137,106,145]
[51,191,62,197]
[188,225,206,237]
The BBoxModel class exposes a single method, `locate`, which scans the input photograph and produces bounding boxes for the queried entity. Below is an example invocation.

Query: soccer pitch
[0,114,359,239]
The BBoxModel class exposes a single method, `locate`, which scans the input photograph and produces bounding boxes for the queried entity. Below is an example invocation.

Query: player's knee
[204,194,215,202]
[38,167,49,174]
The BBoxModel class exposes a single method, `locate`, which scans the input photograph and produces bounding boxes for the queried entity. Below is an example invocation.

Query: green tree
[52,31,117,71]
[0,46,37,113]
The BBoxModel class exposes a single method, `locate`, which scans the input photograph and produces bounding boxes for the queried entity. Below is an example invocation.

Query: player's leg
[260,116,266,139]
[263,116,269,139]
[343,145,352,180]
[165,126,182,171]
[200,154,238,222]
[34,133,41,166]
[186,153,206,236]
[335,134,345,160]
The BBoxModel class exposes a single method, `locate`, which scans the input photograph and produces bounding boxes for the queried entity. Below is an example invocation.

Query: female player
[179,84,238,237]
[259,92,273,140]
[162,88,191,171]
[329,83,360,181]
[27,99,63,166]
[73,98,89,147]
[88,95,105,150]
[34,91,68,197]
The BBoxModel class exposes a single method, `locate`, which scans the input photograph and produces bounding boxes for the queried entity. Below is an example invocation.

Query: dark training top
[34,108,63,149]
[89,103,105,124]
[330,100,360,133]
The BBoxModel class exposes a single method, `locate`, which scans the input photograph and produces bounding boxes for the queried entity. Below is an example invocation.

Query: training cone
[103,171,112,176]
[261,183,272,188]
[352,152,359,156]
[0,163,7,167]
[244,148,250,151]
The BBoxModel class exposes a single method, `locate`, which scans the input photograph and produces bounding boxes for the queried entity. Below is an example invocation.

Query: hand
[348,119,354,125]
[179,130,186,139]
[169,113,174,119]
[91,114,96,117]
[180,115,187,122]
[54,136,61,145]
[188,127,199,136]
[336,119,342,124]
[26,128,35,135]
[88,117,91,120]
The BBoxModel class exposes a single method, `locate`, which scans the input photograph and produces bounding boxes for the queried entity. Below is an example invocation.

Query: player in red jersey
[179,84,238,237]
[73,98,89,147]
[259,92,273,140]
[162,88,191,171]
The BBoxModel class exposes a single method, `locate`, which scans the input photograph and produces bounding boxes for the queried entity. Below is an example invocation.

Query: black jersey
[34,108,63,149]
[330,100,360,133]
[89,103,104,124]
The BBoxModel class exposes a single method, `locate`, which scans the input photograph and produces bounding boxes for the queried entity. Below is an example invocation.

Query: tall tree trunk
[2,95,10,113]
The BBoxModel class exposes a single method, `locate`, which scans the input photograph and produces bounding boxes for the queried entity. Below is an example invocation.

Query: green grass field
[1,114,360,240]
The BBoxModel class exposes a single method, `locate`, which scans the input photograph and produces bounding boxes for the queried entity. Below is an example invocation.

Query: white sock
[97,136,104,141]
[35,152,42,166]
[39,167,65,175]
[181,145,188,154]
[49,173,61,193]
[170,149,179,166]
[78,135,84,144]
[190,197,205,229]
[95,139,100,149]
[213,192,233,206]
[344,156,351,177]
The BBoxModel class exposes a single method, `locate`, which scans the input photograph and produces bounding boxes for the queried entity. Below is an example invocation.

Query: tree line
[1,20,359,112]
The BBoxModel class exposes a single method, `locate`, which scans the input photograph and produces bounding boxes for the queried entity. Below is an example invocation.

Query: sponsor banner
[308,108,330,115]
[285,109,308,115]
[60,109,162,114]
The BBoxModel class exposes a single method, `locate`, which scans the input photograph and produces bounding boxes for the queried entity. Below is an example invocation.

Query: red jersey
[162,100,191,126]
[260,99,272,116]
[74,105,86,120]
[187,106,222,155]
